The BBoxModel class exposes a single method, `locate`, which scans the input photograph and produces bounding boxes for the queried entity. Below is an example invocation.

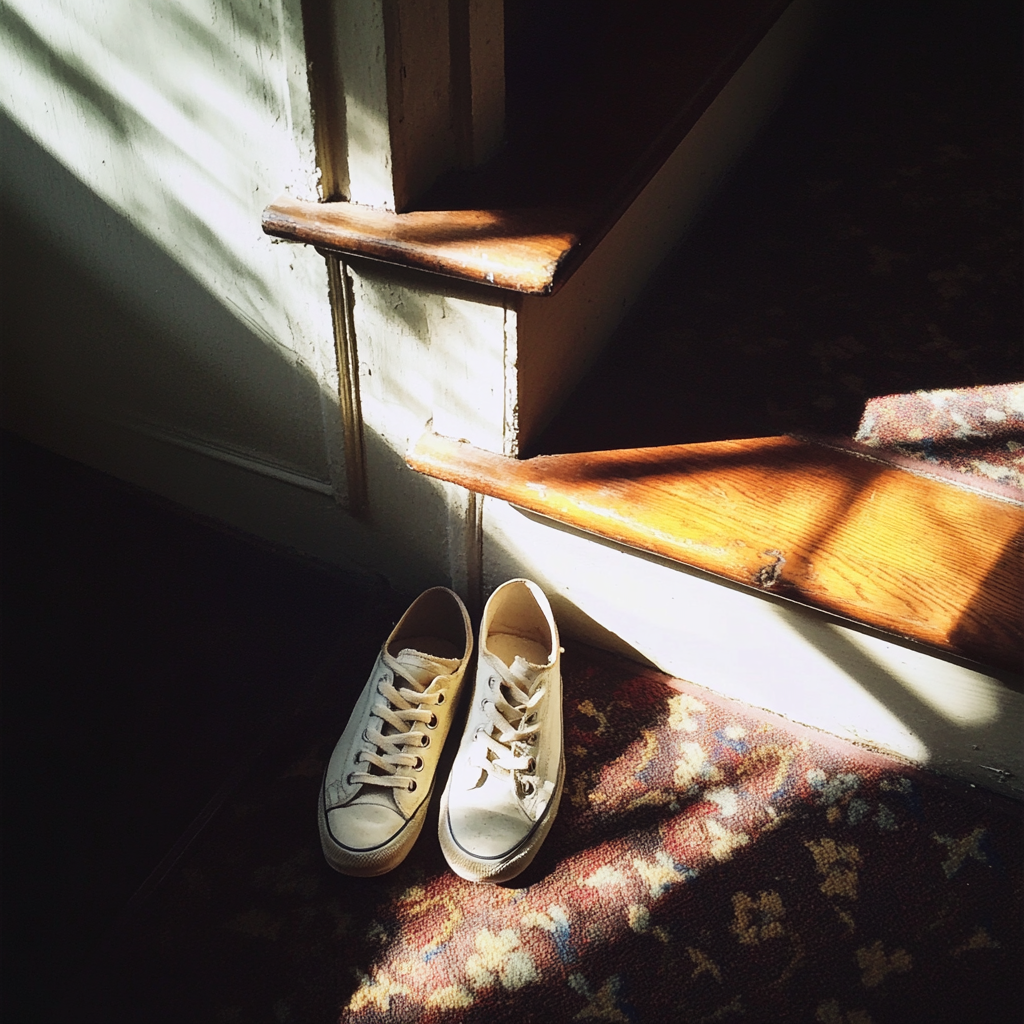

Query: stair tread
[407,431,1024,671]
[262,0,790,293]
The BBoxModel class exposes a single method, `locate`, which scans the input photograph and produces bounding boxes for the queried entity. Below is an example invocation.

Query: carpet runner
[78,645,1022,1024]
[852,382,1024,501]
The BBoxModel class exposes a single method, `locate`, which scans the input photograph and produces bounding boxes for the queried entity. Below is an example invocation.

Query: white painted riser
[482,497,1024,799]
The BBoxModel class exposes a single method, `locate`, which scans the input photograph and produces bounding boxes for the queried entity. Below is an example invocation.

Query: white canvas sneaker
[439,579,564,883]
[319,587,472,876]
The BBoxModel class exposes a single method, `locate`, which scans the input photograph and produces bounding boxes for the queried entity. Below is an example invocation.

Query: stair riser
[483,497,1024,800]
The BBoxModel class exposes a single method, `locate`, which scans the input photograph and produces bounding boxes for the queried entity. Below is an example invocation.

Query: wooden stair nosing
[262,0,794,294]
[261,200,580,294]
[407,431,1024,672]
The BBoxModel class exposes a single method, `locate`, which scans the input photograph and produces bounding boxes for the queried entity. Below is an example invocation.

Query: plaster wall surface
[344,258,513,591]
[0,0,508,595]
[0,0,346,499]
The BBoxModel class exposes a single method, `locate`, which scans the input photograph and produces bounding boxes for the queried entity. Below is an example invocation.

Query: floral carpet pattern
[84,647,1023,1024]
[853,382,1024,498]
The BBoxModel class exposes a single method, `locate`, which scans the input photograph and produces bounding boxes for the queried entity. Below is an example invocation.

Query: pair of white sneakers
[318,579,563,883]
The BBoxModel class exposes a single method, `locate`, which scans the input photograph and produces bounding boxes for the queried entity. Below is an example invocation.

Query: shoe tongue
[353,786,403,812]
[508,654,546,693]
[391,648,460,690]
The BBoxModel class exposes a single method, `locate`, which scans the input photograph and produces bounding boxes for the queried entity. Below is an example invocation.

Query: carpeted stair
[851,382,1024,500]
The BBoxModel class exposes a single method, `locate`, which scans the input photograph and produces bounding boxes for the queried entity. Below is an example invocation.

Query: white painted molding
[330,0,474,211]
[122,418,336,496]
[330,0,396,208]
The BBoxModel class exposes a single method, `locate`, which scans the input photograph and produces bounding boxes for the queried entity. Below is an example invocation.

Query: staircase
[406,432,1022,674]
[263,0,1023,796]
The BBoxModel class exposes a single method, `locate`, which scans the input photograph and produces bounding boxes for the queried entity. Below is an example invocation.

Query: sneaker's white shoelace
[350,661,445,791]
[472,660,545,788]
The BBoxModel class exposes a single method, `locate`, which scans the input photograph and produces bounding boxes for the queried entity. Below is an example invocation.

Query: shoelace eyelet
[426,712,438,729]
[407,779,417,793]
[435,692,445,706]
[526,757,536,772]
[413,756,423,771]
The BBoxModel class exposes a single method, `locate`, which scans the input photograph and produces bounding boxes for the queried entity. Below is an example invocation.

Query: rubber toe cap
[328,803,406,852]
[447,804,533,859]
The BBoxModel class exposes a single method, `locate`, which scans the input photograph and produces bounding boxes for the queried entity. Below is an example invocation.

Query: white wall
[0,0,518,596]
[0,0,347,501]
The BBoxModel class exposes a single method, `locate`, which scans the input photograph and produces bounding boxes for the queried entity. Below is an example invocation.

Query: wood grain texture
[407,432,1024,671]
[262,199,580,293]
[264,0,791,291]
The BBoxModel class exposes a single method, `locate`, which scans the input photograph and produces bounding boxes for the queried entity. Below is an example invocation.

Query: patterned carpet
[79,645,1022,1024]
[850,381,1024,500]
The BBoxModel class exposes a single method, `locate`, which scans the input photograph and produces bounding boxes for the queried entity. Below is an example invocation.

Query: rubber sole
[318,774,433,877]
[438,754,565,884]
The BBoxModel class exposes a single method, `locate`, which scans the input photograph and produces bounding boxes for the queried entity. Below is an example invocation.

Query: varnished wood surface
[408,432,1024,671]
[262,200,581,293]
[263,0,790,292]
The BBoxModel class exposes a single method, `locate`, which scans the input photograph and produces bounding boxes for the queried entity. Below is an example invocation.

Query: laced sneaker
[439,579,563,883]
[319,587,472,876]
